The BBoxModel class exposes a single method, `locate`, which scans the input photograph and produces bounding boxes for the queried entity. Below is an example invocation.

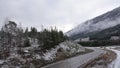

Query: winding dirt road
[42,47,105,68]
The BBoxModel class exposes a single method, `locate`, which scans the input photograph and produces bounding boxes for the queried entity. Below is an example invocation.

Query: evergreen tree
[24,38,31,47]
[30,27,38,42]
[25,27,29,37]
[37,27,68,51]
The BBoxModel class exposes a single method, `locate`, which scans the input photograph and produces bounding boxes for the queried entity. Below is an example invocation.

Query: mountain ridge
[67,6,120,40]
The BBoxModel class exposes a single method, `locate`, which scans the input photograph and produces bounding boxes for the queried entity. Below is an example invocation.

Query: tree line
[0,21,68,54]
[78,40,120,47]
[24,27,68,51]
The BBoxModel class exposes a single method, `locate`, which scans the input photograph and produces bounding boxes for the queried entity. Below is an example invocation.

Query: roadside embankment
[83,49,116,68]
[43,47,104,68]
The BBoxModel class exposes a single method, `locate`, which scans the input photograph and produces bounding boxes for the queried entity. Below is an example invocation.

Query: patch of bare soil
[83,49,116,68]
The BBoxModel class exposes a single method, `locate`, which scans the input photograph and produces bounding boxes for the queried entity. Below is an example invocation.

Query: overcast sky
[0,0,120,32]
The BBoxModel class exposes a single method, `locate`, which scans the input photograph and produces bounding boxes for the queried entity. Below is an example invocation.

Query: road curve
[42,47,105,68]
[108,48,120,68]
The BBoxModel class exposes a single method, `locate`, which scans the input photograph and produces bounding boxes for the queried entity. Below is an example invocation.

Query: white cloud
[0,0,120,32]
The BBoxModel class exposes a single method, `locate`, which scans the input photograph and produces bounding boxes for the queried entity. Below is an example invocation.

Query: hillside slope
[67,6,120,40]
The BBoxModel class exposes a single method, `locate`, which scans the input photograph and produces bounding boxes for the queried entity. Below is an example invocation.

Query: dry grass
[83,49,117,68]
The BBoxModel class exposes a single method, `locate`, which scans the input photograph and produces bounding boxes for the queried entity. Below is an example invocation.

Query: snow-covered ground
[0,41,86,68]
[109,48,120,68]
[107,46,120,68]
[43,41,85,61]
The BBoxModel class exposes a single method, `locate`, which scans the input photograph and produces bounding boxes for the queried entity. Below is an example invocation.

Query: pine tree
[37,27,68,51]
[24,38,31,47]
[25,27,29,37]
[30,27,38,42]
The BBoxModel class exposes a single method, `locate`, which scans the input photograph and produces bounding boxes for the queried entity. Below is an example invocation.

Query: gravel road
[42,47,105,68]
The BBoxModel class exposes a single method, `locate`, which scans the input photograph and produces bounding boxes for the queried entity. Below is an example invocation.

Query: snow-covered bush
[58,41,85,56]
[42,48,58,61]
[42,41,85,61]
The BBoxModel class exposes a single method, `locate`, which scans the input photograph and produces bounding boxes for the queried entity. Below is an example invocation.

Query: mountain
[90,24,120,40]
[67,6,120,40]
